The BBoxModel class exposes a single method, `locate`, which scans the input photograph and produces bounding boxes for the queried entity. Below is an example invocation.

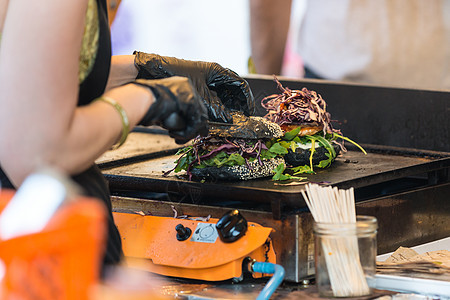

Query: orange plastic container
[0,189,107,300]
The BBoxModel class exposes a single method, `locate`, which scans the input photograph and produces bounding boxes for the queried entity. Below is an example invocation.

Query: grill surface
[99,132,450,219]
[99,76,450,282]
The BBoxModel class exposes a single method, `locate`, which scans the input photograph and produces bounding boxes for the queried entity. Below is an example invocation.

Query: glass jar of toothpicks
[302,184,378,298]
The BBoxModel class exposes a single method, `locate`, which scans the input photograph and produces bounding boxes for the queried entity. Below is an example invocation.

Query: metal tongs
[206,111,283,140]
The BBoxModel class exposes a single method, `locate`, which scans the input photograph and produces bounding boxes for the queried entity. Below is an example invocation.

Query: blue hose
[252,262,285,300]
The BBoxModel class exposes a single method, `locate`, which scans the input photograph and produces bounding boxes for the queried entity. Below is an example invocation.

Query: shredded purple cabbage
[261,76,338,135]
[168,136,268,180]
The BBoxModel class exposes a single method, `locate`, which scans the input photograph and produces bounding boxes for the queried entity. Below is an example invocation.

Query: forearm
[105,55,139,91]
[58,84,152,172]
[0,83,153,187]
[249,0,292,75]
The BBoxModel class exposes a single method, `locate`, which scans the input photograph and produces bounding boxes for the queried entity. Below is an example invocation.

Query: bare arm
[249,0,292,75]
[105,55,138,91]
[0,0,152,186]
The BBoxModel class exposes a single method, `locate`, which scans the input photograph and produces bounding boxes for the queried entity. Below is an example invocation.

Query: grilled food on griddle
[262,77,365,173]
[167,112,285,181]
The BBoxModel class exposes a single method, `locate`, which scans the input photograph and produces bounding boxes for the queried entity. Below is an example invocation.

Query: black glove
[133,51,256,123]
[133,76,208,144]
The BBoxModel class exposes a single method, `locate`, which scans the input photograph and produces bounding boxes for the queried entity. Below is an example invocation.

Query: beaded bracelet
[95,96,130,150]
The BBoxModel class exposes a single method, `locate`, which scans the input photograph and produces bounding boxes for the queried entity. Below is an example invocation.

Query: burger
[262,77,365,174]
[166,111,286,181]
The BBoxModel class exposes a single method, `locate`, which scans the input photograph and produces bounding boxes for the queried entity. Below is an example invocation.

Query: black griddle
[99,75,450,219]
[99,134,450,219]
[99,77,450,282]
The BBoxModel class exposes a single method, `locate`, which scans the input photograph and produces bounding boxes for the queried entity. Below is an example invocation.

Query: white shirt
[294,0,450,90]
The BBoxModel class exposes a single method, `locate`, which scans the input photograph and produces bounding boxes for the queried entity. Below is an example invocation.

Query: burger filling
[168,135,286,180]
[262,77,365,174]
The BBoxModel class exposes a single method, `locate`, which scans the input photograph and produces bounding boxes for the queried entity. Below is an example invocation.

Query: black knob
[175,224,192,241]
[216,210,248,243]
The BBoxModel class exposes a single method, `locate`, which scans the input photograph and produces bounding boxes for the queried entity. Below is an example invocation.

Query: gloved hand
[133,51,256,123]
[133,76,209,144]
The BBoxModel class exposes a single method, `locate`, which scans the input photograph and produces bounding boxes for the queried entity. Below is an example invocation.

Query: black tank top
[78,0,111,106]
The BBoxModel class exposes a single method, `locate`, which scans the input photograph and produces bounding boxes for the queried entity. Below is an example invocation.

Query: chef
[0,0,254,272]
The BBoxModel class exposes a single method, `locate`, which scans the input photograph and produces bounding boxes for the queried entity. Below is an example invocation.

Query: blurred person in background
[0,0,254,273]
[107,0,122,26]
[250,0,450,90]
